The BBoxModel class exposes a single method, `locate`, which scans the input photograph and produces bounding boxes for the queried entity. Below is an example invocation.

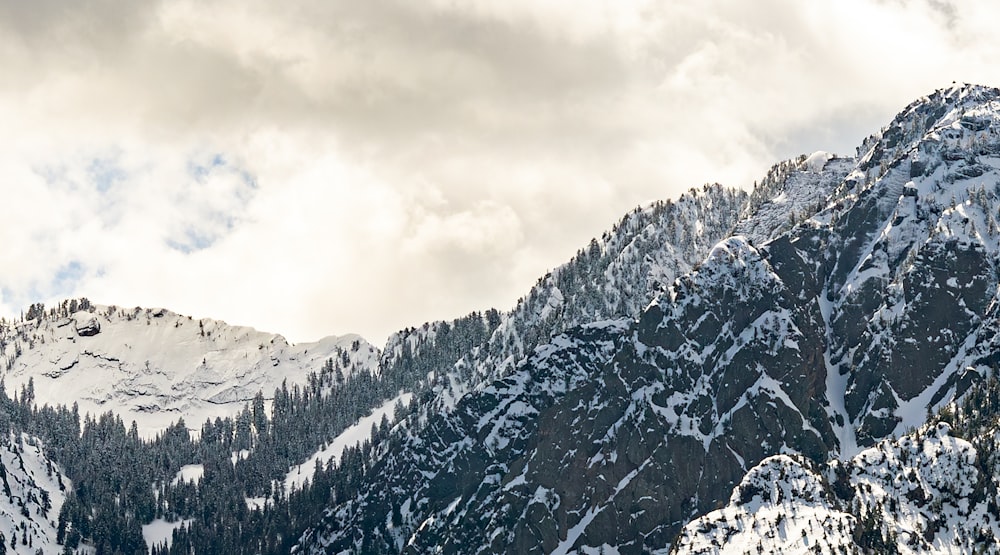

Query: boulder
[75,315,101,337]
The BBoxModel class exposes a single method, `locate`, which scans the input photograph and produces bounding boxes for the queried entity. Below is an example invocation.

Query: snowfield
[1,305,379,438]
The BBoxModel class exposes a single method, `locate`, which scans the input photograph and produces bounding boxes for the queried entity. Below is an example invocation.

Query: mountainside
[298,84,1000,554]
[382,182,750,417]
[0,432,69,554]
[734,151,854,245]
[503,182,749,345]
[0,302,379,437]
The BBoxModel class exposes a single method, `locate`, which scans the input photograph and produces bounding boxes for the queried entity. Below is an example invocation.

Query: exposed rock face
[293,84,1000,553]
[74,313,101,337]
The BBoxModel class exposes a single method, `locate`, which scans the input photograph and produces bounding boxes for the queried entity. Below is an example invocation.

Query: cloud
[4,0,1000,343]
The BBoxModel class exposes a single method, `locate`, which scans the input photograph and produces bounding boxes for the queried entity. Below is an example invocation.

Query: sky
[2,0,1000,346]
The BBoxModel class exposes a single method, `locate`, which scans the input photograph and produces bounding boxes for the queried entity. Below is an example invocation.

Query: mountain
[0,301,379,437]
[280,181,754,553]
[4,84,1000,555]
[297,84,1000,554]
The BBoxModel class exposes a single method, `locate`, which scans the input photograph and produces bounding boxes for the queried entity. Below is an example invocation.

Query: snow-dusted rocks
[73,313,101,337]
[0,433,70,554]
[670,418,1000,554]
[467,183,749,389]
[667,455,856,554]
[734,152,853,245]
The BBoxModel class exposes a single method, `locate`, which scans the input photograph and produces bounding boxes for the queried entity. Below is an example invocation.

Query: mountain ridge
[298,83,1000,553]
[0,302,380,438]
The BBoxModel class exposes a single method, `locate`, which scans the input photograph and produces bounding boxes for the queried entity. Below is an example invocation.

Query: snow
[0,433,71,555]
[891,329,980,437]
[574,546,621,555]
[172,464,204,485]
[818,290,859,457]
[141,519,191,550]
[245,497,270,510]
[443,496,462,516]
[0,306,380,438]
[230,449,250,465]
[551,507,600,555]
[550,456,655,555]
[672,416,1000,554]
[669,454,859,555]
[735,155,853,244]
[284,392,412,492]
[803,150,833,172]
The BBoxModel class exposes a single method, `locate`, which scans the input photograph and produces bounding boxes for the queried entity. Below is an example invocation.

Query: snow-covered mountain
[294,138,860,555]
[0,302,379,437]
[296,84,1000,554]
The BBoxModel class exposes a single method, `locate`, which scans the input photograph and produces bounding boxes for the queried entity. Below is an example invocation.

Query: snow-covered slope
[0,433,70,554]
[670,418,1000,554]
[665,454,856,555]
[489,183,749,372]
[817,84,1000,447]
[0,303,379,437]
[734,151,854,245]
[298,321,631,554]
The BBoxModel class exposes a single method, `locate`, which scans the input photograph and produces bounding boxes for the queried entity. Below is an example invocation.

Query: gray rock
[75,315,101,337]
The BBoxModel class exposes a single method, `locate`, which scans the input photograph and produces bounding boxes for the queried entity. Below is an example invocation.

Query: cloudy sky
[2,0,999,345]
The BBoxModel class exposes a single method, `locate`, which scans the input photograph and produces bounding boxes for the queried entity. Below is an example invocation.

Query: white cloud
[4,0,1000,343]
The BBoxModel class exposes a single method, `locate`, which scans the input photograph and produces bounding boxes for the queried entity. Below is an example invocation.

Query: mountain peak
[0,299,380,437]
[854,83,1000,182]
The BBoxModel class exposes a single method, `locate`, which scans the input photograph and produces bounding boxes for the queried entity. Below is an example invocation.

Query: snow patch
[142,519,191,550]
[172,464,204,485]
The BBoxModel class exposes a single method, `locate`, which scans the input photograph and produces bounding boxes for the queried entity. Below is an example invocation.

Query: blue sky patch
[166,226,225,254]
[52,260,85,295]
[87,156,127,193]
[187,153,229,183]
